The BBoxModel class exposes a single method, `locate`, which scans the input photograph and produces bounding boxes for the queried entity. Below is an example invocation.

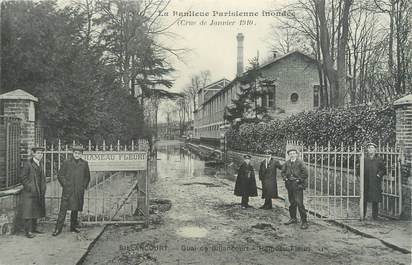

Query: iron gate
[41,139,150,226]
[376,146,403,218]
[286,140,403,220]
[0,116,21,189]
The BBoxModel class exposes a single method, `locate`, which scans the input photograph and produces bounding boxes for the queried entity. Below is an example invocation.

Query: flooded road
[82,141,410,265]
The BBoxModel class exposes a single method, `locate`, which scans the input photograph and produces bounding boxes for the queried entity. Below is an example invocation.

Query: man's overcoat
[234,162,258,197]
[259,158,282,198]
[21,159,46,219]
[364,156,385,202]
[58,158,91,211]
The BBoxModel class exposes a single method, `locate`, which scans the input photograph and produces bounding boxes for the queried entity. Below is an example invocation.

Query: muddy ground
[82,144,411,265]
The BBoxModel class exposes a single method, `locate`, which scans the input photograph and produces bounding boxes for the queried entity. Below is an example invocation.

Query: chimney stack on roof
[236,33,244,76]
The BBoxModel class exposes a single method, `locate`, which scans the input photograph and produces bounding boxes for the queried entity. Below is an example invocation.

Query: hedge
[226,105,396,157]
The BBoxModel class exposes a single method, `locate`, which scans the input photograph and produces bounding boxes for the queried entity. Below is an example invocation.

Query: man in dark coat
[282,148,309,229]
[20,147,46,238]
[234,154,258,209]
[259,150,282,209]
[364,142,385,220]
[52,145,90,236]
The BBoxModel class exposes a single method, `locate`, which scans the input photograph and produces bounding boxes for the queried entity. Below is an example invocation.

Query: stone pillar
[0,89,38,162]
[394,94,412,220]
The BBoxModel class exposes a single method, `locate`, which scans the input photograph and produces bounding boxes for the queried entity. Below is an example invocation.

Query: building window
[313,85,320,107]
[290,93,299,103]
[268,87,275,108]
[261,95,267,108]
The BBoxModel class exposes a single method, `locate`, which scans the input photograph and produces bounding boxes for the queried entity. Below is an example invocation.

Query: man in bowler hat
[364,142,385,220]
[53,145,90,236]
[282,148,309,229]
[259,150,282,209]
[234,154,258,209]
[21,146,46,238]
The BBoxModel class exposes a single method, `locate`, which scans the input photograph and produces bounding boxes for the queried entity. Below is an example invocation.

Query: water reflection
[154,141,238,183]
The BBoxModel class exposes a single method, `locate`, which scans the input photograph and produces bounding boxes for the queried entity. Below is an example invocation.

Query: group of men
[20,145,90,238]
[234,142,385,229]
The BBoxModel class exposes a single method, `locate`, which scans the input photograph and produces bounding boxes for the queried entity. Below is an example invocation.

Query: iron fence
[0,116,21,190]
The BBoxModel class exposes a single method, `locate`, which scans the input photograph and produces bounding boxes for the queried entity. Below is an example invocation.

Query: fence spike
[65,144,68,160]
[117,140,120,151]
[88,140,92,151]
[131,140,135,151]
[103,140,106,151]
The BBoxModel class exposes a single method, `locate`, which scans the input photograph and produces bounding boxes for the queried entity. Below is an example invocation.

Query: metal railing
[0,116,21,190]
[41,139,150,226]
[286,140,403,220]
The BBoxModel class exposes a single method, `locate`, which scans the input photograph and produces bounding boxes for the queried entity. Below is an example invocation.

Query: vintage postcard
[0,0,411,264]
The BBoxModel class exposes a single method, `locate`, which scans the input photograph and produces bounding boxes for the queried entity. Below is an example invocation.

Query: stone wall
[0,187,22,235]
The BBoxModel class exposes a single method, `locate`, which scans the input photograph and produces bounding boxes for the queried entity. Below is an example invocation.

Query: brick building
[193,78,231,140]
[193,33,353,144]
[193,49,323,142]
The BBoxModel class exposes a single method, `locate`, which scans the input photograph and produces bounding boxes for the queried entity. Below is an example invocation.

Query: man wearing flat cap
[281,148,309,229]
[53,145,90,236]
[20,146,46,238]
[259,150,282,209]
[234,154,258,209]
[364,142,385,220]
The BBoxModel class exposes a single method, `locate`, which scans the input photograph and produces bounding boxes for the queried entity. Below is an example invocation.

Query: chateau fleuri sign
[82,151,147,171]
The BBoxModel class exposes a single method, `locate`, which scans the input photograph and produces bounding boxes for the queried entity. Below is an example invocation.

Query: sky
[58,0,292,122]
[159,0,289,92]
[157,0,291,121]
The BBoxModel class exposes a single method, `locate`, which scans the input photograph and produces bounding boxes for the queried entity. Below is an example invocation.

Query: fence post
[0,89,39,164]
[360,149,365,221]
[394,95,412,220]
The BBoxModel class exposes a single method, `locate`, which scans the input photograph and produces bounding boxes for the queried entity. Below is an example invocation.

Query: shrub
[226,105,396,157]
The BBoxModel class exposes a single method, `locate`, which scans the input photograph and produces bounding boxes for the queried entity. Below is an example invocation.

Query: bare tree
[183,70,211,113]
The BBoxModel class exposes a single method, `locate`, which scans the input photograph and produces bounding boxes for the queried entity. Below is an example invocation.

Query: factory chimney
[236,33,244,76]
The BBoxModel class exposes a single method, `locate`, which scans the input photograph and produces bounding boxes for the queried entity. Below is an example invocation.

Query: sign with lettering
[82,151,147,171]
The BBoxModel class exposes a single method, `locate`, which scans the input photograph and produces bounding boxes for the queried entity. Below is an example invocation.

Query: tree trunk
[315,0,338,107]
[336,0,352,106]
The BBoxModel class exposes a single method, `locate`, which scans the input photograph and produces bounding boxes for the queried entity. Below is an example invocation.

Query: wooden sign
[82,151,147,171]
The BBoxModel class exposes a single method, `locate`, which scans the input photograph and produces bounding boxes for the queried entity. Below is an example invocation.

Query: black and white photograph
[0,0,411,264]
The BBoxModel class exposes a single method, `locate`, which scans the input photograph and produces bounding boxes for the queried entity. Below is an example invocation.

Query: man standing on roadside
[259,150,282,209]
[52,145,90,236]
[282,148,308,229]
[234,154,258,209]
[364,142,385,220]
[21,146,46,238]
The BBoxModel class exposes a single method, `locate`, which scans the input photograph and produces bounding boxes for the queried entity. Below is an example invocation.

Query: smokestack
[236,33,244,76]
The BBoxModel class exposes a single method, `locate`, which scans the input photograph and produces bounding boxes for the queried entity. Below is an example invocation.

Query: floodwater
[82,140,411,265]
